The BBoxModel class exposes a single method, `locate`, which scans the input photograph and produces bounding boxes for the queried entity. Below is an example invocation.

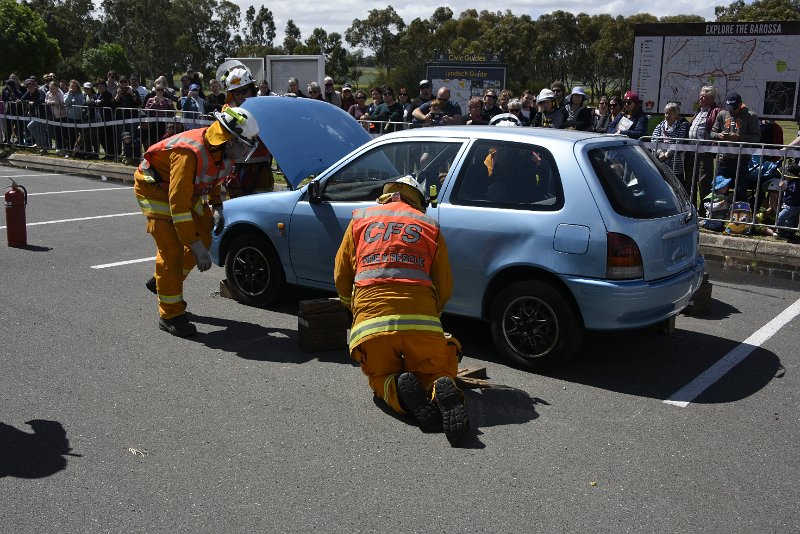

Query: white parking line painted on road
[28,187,131,195]
[665,296,800,407]
[0,212,140,230]
[91,257,156,269]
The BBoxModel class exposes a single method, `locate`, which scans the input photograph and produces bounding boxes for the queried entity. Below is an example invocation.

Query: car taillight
[607,232,643,279]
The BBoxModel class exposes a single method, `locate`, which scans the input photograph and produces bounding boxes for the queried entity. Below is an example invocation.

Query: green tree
[100,0,175,80]
[283,20,301,54]
[82,43,132,79]
[244,5,276,47]
[22,0,97,60]
[0,0,62,77]
[715,0,800,21]
[345,7,405,77]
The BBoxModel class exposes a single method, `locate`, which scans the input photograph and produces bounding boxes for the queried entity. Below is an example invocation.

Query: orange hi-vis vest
[352,201,439,287]
[137,128,232,196]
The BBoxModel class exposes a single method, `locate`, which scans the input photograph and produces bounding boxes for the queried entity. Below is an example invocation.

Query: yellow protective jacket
[334,201,453,351]
[134,127,232,246]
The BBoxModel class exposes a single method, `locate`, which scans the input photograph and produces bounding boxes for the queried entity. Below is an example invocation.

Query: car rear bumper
[563,256,706,330]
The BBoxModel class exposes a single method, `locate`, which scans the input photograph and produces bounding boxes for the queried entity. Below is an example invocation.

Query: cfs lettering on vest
[363,221,423,243]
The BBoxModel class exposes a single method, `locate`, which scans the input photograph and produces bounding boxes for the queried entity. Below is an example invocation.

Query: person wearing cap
[532,88,567,128]
[616,90,649,139]
[700,175,734,231]
[135,106,260,337]
[776,163,800,239]
[409,79,434,123]
[180,84,205,130]
[563,87,591,131]
[340,83,356,112]
[754,178,782,236]
[710,92,760,204]
[334,175,469,445]
[321,76,342,107]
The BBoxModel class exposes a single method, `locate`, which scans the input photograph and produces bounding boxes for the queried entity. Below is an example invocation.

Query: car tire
[224,234,285,306]
[490,280,583,372]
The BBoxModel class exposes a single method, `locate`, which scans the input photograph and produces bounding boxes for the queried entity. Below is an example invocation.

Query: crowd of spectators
[2,68,799,237]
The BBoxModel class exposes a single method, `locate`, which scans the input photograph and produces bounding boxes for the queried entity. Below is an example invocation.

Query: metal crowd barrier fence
[641,136,800,236]
[0,103,212,162]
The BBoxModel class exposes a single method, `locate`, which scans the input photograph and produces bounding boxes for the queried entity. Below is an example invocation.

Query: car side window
[451,140,564,210]
[322,141,463,202]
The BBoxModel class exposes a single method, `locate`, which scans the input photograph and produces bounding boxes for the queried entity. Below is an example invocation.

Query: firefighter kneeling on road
[334,176,469,445]
[134,107,260,337]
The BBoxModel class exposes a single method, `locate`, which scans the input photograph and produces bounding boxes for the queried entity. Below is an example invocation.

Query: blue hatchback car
[211,97,705,371]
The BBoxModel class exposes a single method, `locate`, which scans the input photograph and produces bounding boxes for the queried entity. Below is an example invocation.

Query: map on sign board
[632,22,800,119]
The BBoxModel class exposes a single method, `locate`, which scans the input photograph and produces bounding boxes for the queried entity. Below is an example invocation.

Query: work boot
[145,276,157,295]
[158,314,197,337]
[434,376,469,445]
[396,372,442,432]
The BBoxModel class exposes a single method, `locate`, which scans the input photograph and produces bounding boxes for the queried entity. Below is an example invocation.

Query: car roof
[377,125,621,147]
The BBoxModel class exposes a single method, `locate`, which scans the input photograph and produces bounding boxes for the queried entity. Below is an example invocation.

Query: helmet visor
[224,136,258,162]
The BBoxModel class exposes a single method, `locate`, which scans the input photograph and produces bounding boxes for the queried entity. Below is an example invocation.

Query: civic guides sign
[426,52,506,114]
[632,22,800,119]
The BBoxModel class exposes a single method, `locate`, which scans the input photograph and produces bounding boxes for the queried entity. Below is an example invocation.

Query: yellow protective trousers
[145,206,213,319]
[352,330,458,415]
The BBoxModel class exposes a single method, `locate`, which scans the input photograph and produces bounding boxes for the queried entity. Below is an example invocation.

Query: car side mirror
[308,180,322,203]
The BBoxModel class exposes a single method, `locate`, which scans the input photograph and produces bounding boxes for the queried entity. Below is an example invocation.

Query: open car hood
[241,96,372,188]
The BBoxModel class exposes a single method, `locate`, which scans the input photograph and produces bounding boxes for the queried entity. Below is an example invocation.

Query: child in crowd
[776,163,800,239]
[755,178,781,236]
[701,175,734,231]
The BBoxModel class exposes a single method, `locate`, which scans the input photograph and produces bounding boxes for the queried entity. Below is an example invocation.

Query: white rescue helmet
[391,175,425,204]
[214,107,259,146]
[490,113,522,127]
[220,65,255,92]
[216,60,246,84]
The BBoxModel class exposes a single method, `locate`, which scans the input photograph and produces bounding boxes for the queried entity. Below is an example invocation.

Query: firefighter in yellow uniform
[334,176,469,445]
[217,63,274,197]
[135,107,260,337]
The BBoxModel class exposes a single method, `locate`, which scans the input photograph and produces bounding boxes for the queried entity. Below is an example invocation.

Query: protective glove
[212,208,224,234]
[190,240,212,272]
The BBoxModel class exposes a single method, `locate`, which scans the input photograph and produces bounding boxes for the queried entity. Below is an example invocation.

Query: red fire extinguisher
[5,178,28,247]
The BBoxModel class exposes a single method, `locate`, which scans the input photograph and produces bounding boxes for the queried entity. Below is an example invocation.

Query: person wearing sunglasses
[592,95,611,133]
[605,97,624,134]
[307,81,324,101]
[614,90,649,139]
[411,87,462,126]
[322,76,342,107]
[347,90,369,122]
[550,80,567,108]
[397,87,412,121]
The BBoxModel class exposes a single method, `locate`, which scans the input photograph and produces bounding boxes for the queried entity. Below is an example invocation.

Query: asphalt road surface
[2,167,798,533]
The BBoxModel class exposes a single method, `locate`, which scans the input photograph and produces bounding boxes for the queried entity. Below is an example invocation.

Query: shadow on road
[0,420,81,478]
[440,301,782,405]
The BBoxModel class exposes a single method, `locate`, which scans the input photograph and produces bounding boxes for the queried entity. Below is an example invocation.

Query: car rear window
[450,140,564,211]
[588,144,689,219]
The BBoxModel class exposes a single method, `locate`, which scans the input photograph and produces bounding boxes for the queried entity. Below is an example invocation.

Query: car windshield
[322,141,463,202]
[588,144,689,218]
